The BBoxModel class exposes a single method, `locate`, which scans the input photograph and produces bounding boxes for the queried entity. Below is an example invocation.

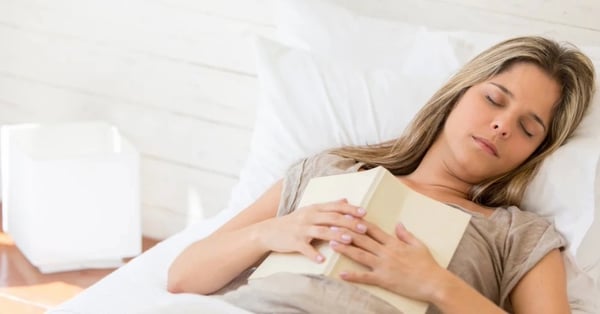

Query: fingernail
[341,234,351,242]
[316,255,324,262]
[357,207,366,215]
[339,272,349,278]
[330,226,339,231]
[356,224,367,233]
[344,214,354,220]
[329,240,339,247]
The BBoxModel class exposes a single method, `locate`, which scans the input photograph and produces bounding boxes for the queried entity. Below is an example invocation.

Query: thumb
[395,222,418,245]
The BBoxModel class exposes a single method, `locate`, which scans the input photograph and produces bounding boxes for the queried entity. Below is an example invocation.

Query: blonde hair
[329,36,596,208]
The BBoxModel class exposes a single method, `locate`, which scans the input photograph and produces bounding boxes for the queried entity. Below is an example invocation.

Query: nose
[491,120,511,138]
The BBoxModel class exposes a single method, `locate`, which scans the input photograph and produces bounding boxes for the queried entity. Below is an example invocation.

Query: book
[249,166,472,313]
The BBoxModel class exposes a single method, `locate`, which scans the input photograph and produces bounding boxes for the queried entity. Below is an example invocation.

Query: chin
[455,161,496,184]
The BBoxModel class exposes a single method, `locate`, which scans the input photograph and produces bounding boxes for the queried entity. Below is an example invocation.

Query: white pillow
[226,34,447,213]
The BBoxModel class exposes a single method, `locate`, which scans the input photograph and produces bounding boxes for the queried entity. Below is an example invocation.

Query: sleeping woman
[167,36,596,313]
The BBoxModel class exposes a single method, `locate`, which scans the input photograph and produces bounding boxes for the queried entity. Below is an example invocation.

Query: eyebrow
[489,82,547,132]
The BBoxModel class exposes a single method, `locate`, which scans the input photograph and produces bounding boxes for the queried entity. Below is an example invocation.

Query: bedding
[49,0,600,313]
[47,210,247,314]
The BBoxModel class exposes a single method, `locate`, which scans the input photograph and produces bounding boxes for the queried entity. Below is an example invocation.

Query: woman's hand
[255,198,369,263]
[330,221,448,302]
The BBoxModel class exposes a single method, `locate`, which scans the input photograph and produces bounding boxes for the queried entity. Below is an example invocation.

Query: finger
[395,222,419,246]
[306,226,354,244]
[339,271,380,286]
[360,220,393,245]
[314,200,366,218]
[328,226,354,244]
[297,243,325,264]
[311,212,368,234]
[346,228,384,255]
[329,240,378,269]
[328,226,382,249]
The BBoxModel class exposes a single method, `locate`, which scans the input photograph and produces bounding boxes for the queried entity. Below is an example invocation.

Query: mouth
[472,136,499,157]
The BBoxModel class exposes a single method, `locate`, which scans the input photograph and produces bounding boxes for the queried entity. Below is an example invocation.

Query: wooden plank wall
[1,0,598,239]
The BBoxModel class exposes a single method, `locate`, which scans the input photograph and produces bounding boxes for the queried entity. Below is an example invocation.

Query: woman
[167,36,596,313]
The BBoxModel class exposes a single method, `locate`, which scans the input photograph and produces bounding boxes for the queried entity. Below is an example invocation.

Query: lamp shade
[1,121,141,273]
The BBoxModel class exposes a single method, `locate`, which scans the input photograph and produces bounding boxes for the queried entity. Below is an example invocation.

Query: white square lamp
[1,121,141,273]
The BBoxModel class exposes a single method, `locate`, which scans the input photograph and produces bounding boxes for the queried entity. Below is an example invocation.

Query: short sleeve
[277,152,364,217]
[500,208,567,308]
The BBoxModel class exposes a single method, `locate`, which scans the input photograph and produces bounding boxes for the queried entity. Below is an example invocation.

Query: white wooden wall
[1,0,599,239]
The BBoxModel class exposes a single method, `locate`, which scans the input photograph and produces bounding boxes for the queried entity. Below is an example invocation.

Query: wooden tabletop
[0,203,159,313]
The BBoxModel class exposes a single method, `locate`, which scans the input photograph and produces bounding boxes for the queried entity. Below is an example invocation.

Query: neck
[400,143,473,202]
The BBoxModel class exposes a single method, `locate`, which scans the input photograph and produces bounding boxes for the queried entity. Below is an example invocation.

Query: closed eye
[485,95,501,106]
[520,121,533,137]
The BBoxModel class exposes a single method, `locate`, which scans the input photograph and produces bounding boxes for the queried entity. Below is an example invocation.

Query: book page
[250,168,381,279]
[342,168,471,312]
[374,169,471,268]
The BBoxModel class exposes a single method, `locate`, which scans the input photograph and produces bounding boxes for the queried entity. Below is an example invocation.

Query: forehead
[486,63,560,121]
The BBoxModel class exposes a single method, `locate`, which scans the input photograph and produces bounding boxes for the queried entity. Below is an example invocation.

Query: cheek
[505,140,539,167]
[446,103,474,129]
[451,95,488,125]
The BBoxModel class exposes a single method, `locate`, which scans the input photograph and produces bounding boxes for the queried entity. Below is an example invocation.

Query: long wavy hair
[329,36,596,208]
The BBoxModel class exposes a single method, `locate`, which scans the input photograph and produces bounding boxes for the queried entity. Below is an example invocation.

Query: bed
[48,0,600,313]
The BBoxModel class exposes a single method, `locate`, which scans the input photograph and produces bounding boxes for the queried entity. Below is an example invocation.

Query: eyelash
[485,95,533,137]
[485,95,500,106]
[520,122,533,137]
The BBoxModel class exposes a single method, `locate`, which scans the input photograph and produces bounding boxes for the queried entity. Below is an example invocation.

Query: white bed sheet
[47,210,248,314]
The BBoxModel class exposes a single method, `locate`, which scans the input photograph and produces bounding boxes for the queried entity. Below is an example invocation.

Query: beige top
[220,152,566,313]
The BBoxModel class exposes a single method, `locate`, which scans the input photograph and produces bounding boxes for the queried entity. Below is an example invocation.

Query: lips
[472,136,499,157]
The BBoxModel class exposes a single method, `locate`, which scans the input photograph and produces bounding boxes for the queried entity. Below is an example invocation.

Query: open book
[249,166,472,313]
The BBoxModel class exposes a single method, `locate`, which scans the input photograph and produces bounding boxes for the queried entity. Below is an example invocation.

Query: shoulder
[277,151,362,216]
[307,151,362,171]
[491,206,565,255]
[287,151,363,179]
[482,205,547,227]
[500,205,547,221]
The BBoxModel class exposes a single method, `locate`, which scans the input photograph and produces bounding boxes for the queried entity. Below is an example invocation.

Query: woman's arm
[509,249,569,313]
[167,179,369,295]
[427,270,507,313]
[167,180,284,295]
[431,249,568,313]
[333,222,569,313]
